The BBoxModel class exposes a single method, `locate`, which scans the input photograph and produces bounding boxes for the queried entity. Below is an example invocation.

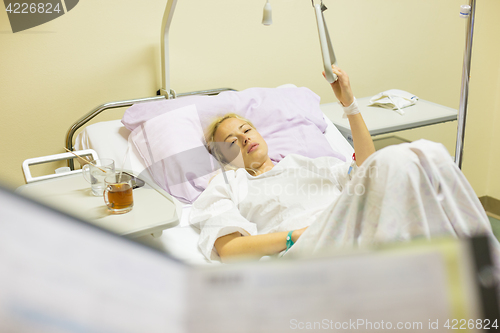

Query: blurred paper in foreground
[0,186,498,333]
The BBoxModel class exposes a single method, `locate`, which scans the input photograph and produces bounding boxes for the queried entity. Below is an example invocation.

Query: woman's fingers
[323,65,345,81]
[331,64,342,75]
[331,65,347,81]
[323,64,353,106]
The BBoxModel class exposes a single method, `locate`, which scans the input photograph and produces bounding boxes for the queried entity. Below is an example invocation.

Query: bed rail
[65,88,236,169]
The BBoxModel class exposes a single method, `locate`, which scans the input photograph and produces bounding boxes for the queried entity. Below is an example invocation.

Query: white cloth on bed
[286,140,499,259]
[189,154,351,261]
[190,139,499,263]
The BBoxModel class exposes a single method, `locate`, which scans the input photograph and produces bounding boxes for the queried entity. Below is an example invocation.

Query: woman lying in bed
[189,65,496,263]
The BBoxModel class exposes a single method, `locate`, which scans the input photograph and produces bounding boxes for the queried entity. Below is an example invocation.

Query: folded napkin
[368,89,418,115]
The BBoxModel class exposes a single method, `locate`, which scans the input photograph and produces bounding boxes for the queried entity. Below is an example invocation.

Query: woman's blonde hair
[205,113,258,175]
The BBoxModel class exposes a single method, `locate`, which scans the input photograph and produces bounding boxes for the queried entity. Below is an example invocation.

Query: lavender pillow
[123,87,345,203]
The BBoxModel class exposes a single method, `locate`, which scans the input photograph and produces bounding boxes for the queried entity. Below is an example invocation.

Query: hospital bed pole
[455,0,476,169]
[160,0,177,99]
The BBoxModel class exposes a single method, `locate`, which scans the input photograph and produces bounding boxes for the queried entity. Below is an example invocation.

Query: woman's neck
[251,158,275,176]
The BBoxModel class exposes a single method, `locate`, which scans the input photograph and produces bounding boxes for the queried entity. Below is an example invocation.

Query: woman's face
[213,117,269,170]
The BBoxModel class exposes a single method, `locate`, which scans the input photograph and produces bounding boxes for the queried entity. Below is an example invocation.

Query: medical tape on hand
[341,98,360,119]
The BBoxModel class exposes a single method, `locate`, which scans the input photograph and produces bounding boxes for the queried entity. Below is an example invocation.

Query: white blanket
[287,140,500,263]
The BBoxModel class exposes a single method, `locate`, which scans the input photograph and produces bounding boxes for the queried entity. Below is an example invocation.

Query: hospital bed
[66,84,355,265]
[15,85,499,327]
[15,0,460,265]
[31,0,424,264]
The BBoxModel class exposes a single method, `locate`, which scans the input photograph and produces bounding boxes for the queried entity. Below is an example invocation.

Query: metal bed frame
[65,88,235,170]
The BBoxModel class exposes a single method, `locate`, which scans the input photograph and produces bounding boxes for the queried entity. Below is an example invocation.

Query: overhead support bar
[455,0,476,169]
[160,0,178,99]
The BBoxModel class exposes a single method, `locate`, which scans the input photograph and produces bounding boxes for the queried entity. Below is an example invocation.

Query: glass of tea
[103,172,134,214]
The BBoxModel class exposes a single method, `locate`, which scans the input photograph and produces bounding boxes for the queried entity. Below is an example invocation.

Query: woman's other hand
[323,65,354,107]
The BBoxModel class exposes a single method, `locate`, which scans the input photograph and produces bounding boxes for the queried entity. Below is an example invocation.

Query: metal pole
[160,0,178,98]
[455,0,476,169]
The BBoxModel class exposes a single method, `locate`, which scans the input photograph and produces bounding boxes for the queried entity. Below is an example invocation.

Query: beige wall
[480,1,500,199]
[460,0,500,198]
[0,0,498,198]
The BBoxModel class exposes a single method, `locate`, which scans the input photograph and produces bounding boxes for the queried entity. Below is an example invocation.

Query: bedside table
[16,172,178,238]
[320,97,458,144]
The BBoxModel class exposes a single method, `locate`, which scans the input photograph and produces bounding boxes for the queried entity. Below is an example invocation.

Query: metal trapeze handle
[313,1,338,83]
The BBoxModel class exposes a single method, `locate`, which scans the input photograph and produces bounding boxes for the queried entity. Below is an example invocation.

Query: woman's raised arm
[324,65,375,166]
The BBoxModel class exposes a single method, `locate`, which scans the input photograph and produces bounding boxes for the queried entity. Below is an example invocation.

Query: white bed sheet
[75,98,354,265]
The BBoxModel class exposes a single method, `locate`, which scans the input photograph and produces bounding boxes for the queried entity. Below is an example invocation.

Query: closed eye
[229,128,250,146]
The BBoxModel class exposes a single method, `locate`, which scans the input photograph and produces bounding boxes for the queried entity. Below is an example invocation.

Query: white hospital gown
[189,154,351,261]
[190,140,499,263]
